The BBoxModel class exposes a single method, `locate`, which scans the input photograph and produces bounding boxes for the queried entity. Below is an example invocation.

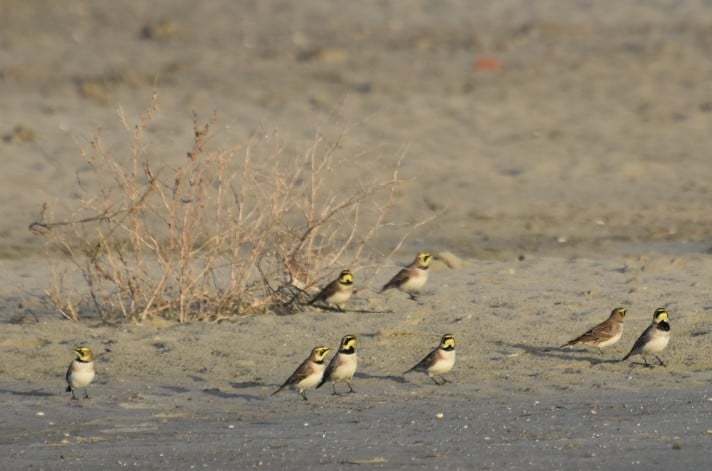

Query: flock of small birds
[64,251,672,402]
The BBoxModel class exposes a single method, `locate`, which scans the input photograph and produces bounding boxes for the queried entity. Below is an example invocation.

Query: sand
[2,256,712,469]
[2,1,712,469]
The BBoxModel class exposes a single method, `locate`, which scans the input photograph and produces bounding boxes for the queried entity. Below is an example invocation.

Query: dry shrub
[31,97,431,322]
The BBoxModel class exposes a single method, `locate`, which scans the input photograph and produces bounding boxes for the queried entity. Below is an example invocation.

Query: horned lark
[380,251,432,300]
[560,307,626,351]
[272,346,331,400]
[317,335,358,394]
[65,346,96,400]
[403,334,456,385]
[309,270,354,311]
[622,307,671,367]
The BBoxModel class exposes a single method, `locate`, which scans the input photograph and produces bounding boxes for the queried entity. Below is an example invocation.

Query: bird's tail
[271,385,285,396]
[621,350,633,362]
[402,366,416,376]
[559,340,574,349]
[315,378,327,389]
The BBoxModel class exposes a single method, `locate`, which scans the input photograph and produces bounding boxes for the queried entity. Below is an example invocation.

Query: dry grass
[31,96,432,322]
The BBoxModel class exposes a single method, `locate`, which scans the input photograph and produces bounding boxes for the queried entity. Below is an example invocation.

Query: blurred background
[3,0,712,260]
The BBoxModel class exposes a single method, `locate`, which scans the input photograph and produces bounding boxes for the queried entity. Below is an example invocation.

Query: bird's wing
[309,280,338,304]
[317,354,339,388]
[563,319,615,346]
[623,324,655,360]
[404,348,437,375]
[381,268,410,292]
[65,361,73,392]
[273,358,312,395]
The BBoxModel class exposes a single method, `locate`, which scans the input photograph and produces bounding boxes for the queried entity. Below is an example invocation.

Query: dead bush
[31,97,431,322]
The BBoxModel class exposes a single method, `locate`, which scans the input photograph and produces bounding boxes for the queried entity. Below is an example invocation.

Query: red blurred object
[473,56,503,72]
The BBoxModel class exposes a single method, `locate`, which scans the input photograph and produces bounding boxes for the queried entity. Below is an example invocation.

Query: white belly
[428,350,455,375]
[330,355,358,382]
[70,362,96,389]
[596,329,623,348]
[297,364,326,391]
[642,332,670,354]
[400,269,428,293]
[326,289,352,305]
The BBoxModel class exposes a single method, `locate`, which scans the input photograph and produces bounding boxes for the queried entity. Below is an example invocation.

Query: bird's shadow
[202,387,263,401]
[354,372,408,384]
[627,361,665,369]
[0,388,55,397]
[495,341,621,365]
[311,305,394,314]
[230,381,263,389]
[160,385,190,394]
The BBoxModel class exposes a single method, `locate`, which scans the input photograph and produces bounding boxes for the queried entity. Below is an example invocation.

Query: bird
[65,346,96,400]
[380,251,432,300]
[622,307,671,367]
[403,334,456,385]
[308,269,354,311]
[272,346,331,400]
[317,335,358,395]
[560,307,626,351]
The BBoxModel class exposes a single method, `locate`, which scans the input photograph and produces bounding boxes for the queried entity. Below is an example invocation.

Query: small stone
[140,19,179,41]
[3,125,36,143]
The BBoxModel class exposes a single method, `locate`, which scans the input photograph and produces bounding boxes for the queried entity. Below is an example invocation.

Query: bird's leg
[83,389,90,399]
[347,381,356,394]
[430,376,442,386]
[408,292,419,301]
[331,383,339,396]
[300,390,308,401]
[655,355,666,367]
[642,356,652,368]
[337,305,345,313]
[70,389,78,400]
[440,376,451,384]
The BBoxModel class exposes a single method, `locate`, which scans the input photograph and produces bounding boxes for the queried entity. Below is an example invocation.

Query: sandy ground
[2,256,712,469]
[3,387,711,470]
[3,0,712,258]
[3,0,712,469]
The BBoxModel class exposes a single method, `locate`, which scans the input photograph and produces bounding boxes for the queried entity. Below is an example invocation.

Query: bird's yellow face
[74,346,94,362]
[416,251,432,269]
[338,270,354,286]
[341,335,357,349]
[653,308,669,323]
[312,346,331,362]
[440,334,455,349]
[613,307,626,318]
